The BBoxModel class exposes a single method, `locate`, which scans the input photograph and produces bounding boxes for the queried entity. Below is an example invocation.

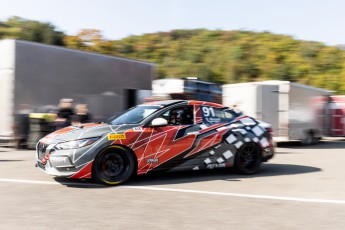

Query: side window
[158,105,194,126]
[224,109,236,122]
[202,106,235,125]
[202,106,221,124]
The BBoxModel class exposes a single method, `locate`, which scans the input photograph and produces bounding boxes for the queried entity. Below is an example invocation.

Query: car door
[183,105,231,158]
[164,104,235,171]
[134,104,199,174]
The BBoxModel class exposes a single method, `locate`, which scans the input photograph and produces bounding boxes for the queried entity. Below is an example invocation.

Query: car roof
[144,100,224,108]
[188,100,224,108]
[143,100,184,106]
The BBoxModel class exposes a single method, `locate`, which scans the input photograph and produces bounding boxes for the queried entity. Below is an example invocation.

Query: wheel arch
[92,144,138,178]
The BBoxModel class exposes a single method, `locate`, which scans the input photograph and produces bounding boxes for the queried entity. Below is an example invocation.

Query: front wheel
[235,143,262,174]
[93,146,135,185]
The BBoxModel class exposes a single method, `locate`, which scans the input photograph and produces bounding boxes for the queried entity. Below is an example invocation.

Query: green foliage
[107,29,345,94]
[1,16,345,94]
[0,16,65,46]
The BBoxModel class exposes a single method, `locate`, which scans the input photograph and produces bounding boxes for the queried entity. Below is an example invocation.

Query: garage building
[0,39,155,142]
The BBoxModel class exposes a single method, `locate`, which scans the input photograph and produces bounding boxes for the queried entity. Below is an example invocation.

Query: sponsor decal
[133,127,143,131]
[206,163,226,169]
[202,107,221,123]
[50,157,67,164]
[147,158,159,163]
[108,133,126,140]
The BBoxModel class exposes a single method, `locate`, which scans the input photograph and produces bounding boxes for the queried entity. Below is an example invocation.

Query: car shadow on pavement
[54,163,321,188]
[53,177,105,188]
[126,163,321,186]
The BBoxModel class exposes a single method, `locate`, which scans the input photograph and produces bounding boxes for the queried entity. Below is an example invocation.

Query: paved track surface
[1,138,345,229]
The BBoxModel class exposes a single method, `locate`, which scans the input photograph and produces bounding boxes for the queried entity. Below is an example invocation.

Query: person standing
[55,98,75,129]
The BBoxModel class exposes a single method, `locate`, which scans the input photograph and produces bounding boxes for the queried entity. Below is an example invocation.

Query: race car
[35,100,275,185]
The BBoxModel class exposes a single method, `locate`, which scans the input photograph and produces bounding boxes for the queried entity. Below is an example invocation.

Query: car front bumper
[35,141,96,178]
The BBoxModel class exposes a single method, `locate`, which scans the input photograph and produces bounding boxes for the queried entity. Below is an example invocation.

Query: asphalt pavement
[0,138,345,230]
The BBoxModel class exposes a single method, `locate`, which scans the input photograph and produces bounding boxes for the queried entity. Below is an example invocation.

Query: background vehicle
[313,95,345,137]
[152,78,222,103]
[36,100,275,185]
[222,80,333,144]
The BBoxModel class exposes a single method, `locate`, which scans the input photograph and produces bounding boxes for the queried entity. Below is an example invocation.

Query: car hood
[40,123,139,144]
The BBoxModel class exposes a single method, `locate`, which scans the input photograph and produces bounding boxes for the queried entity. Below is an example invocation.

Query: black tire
[93,146,135,186]
[301,131,319,146]
[235,142,262,175]
[301,132,314,146]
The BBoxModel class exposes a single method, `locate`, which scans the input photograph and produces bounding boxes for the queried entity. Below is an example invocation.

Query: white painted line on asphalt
[0,178,58,185]
[1,178,345,205]
[124,186,345,205]
[0,178,94,186]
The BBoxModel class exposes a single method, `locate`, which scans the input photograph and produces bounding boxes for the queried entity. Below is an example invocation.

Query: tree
[65,29,115,54]
[0,16,65,46]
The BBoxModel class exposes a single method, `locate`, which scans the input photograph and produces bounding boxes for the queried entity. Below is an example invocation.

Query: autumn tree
[64,29,114,54]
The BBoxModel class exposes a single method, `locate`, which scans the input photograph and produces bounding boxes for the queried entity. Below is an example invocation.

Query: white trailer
[152,78,222,103]
[222,81,332,144]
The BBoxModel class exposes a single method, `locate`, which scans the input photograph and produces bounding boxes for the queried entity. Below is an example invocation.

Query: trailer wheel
[301,131,315,145]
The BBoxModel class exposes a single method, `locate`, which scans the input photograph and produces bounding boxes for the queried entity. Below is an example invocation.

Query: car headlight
[55,137,100,150]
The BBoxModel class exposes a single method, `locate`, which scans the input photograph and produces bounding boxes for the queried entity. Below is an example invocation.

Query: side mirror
[150,118,168,127]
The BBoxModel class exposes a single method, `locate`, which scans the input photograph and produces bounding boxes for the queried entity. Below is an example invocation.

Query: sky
[1,0,345,46]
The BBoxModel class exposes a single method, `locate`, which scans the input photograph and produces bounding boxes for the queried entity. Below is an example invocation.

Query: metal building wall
[13,40,154,120]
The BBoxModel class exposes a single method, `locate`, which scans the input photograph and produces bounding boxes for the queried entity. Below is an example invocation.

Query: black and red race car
[36,100,275,185]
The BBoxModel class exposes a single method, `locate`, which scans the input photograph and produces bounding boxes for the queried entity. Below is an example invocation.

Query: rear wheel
[301,132,314,145]
[301,130,320,145]
[235,143,262,174]
[93,146,135,185]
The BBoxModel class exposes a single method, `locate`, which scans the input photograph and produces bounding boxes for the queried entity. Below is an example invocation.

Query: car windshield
[110,105,162,125]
